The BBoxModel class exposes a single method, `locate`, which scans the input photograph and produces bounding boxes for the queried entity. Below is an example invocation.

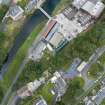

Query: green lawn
[38,83,54,105]
[101,99,105,105]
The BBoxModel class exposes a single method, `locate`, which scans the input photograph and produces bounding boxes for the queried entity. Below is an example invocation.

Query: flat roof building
[42,19,68,51]
[49,32,64,48]
[42,20,57,38]
[77,61,87,72]
[81,1,105,18]
[72,0,88,9]
[73,0,105,18]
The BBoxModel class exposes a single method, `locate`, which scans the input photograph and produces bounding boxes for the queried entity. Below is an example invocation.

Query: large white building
[72,0,105,18]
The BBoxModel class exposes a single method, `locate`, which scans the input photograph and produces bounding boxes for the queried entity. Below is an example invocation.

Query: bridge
[38,6,52,19]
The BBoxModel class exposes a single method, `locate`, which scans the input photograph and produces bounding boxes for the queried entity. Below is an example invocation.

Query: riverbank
[0,20,46,90]
[0,0,71,104]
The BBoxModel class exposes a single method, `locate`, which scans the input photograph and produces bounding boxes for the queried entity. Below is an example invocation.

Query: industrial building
[42,19,68,52]
[40,0,104,52]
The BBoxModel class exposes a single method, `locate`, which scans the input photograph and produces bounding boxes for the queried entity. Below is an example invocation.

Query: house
[85,86,105,105]
[17,77,45,99]
[92,87,105,105]
[50,71,67,98]
[5,5,24,21]
[33,97,47,105]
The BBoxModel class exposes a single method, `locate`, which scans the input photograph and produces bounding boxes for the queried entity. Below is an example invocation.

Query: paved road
[81,46,105,90]
[76,71,105,105]
[77,49,105,104]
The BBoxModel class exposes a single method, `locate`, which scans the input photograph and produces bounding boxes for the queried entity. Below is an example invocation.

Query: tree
[62,77,85,105]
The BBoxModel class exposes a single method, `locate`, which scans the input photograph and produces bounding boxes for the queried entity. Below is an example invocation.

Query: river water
[0,0,60,78]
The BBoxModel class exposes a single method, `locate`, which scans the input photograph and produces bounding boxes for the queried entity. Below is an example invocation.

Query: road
[75,46,105,105]
[81,46,105,89]
[76,70,105,105]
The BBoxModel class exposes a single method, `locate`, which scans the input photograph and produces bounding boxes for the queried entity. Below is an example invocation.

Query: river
[0,0,60,78]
